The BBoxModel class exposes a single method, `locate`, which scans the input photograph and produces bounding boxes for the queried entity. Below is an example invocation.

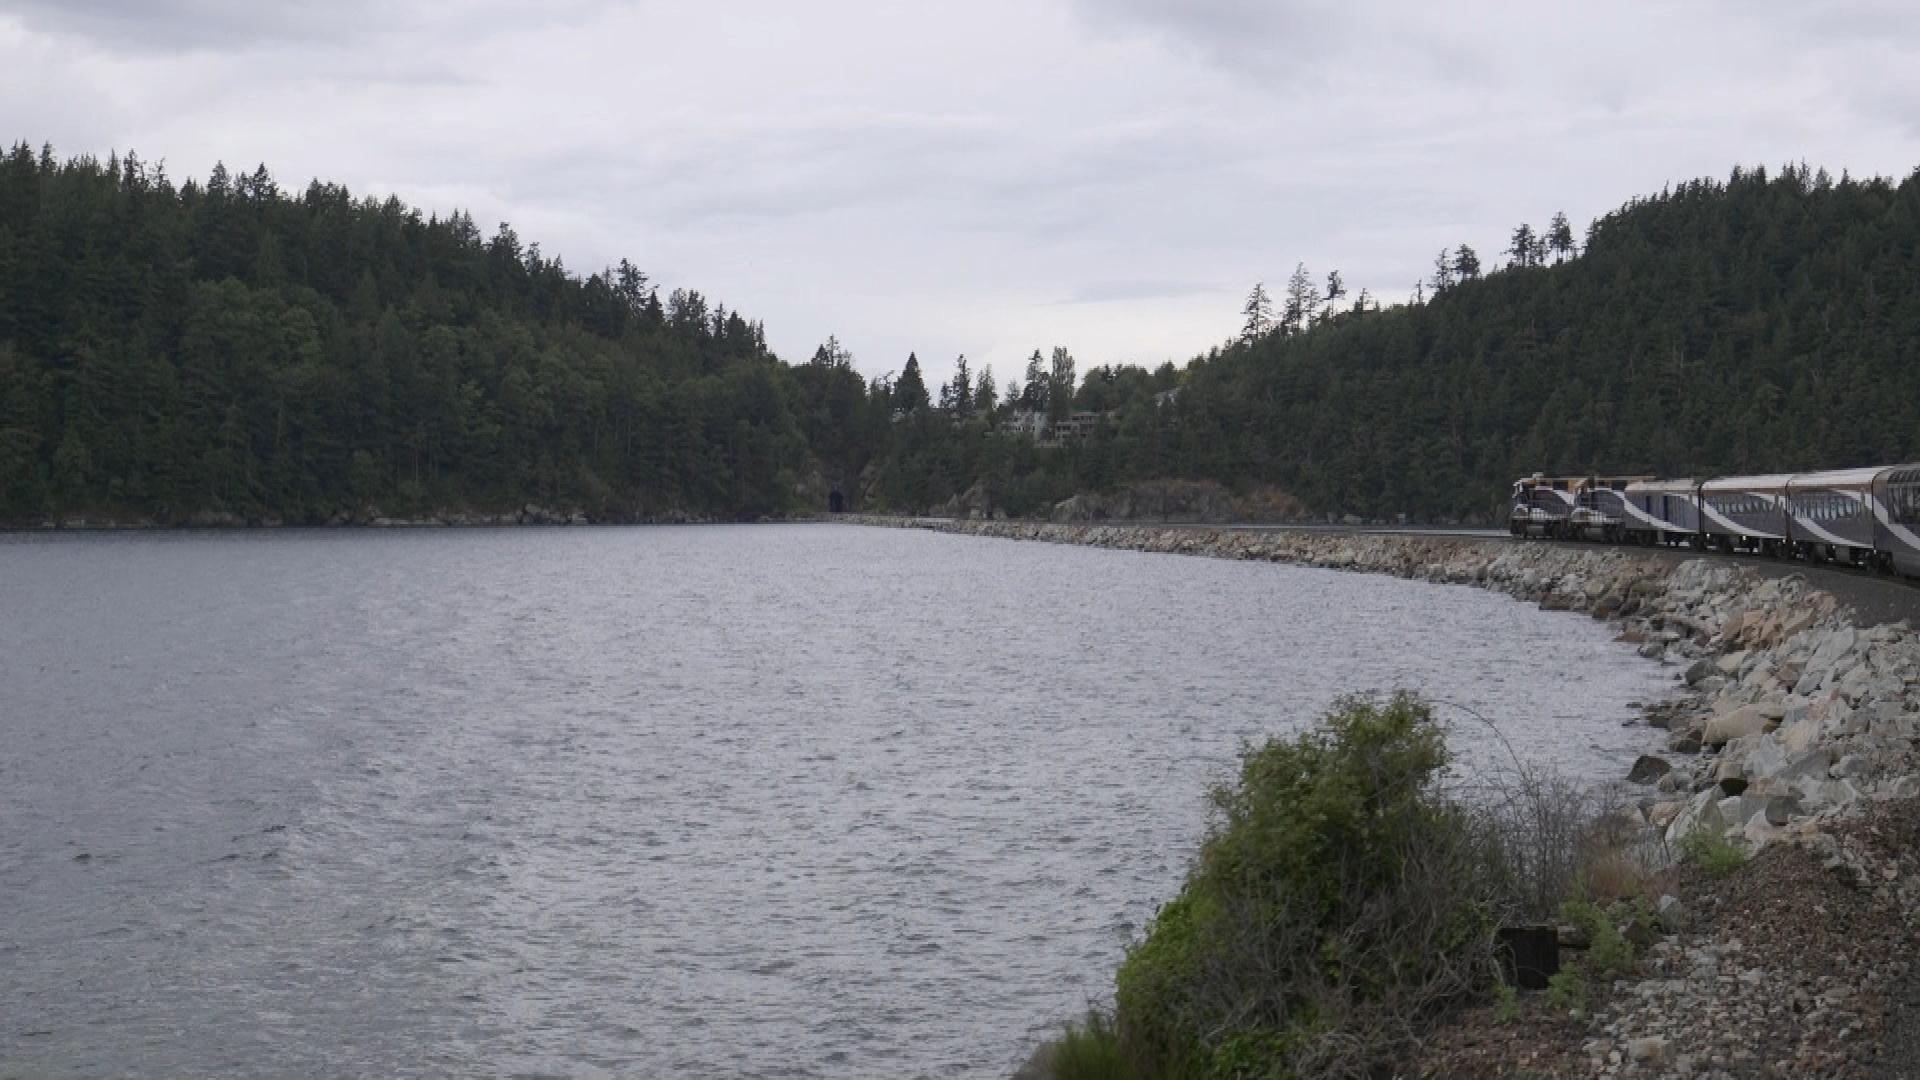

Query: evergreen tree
[1507,224,1538,268]
[1048,346,1077,421]
[1241,282,1273,342]
[1546,211,1576,262]
[1281,263,1318,335]
[1021,349,1048,413]
[896,352,930,413]
[1452,244,1482,281]
[945,354,973,417]
[1322,271,1345,321]
[975,365,998,416]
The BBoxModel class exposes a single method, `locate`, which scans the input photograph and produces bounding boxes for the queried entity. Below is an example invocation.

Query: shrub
[1020,1011,1136,1080]
[1545,969,1588,1013]
[1678,825,1747,878]
[1491,981,1520,1025]
[1560,899,1635,979]
[1112,694,1502,1079]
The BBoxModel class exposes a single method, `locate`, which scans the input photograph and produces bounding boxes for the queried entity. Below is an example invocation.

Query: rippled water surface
[0,525,1673,1078]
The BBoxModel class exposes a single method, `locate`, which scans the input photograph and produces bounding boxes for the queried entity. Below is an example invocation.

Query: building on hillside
[1048,411,1105,443]
[1005,410,1049,440]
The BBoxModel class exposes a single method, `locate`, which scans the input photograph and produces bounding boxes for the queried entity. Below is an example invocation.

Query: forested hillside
[0,144,870,523]
[2,146,1918,526]
[1166,163,1920,521]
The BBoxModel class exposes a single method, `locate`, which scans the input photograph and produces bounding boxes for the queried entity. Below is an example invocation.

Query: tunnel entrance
[828,488,846,514]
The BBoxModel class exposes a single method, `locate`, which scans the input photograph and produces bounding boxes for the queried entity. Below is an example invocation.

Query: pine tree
[975,365,997,416]
[1452,244,1482,281]
[1507,224,1537,268]
[1021,349,1048,413]
[1429,249,1455,294]
[947,354,973,417]
[1547,211,1576,262]
[1240,282,1274,342]
[896,352,930,413]
[1322,271,1345,321]
[1281,263,1317,335]
[1048,346,1076,421]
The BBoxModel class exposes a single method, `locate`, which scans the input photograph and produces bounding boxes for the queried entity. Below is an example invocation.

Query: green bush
[1545,970,1588,1014]
[1559,899,1635,979]
[1492,981,1520,1025]
[1678,825,1747,878]
[1112,694,1501,1079]
[1030,1011,1136,1080]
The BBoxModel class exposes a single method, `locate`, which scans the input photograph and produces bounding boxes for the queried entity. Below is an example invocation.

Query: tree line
[4,144,1918,525]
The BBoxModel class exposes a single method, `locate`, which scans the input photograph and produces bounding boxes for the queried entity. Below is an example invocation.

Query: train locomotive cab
[1621,478,1704,547]
[1699,474,1792,556]
[1508,474,1583,539]
[1570,476,1651,543]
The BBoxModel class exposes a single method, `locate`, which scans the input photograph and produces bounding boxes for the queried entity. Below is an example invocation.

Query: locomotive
[1508,466,1920,577]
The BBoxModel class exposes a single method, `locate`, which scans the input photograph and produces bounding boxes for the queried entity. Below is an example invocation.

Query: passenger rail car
[1514,463,1920,578]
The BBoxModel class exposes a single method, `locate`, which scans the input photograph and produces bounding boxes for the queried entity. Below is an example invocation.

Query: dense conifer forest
[2,143,1917,525]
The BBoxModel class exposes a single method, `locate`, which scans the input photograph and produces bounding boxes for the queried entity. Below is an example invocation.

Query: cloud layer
[5,1,1918,384]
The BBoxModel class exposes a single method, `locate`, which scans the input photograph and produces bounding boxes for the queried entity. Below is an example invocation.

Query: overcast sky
[5,1,1919,386]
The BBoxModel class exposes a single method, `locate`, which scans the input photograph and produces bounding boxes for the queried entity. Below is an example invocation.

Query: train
[1508,466,1920,577]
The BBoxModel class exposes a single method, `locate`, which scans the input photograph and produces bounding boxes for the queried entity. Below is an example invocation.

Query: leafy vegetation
[1016,697,1683,1079]
[1108,695,1503,1079]
[1560,899,1636,979]
[1679,823,1749,878]
[1021,1011,1137,1080]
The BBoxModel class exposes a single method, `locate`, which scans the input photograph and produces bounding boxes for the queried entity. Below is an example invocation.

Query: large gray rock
[1655,894,1689,931]
[1794,668,1829,697]
[1794,776,1864,810]
[1832,754,1870,779]
[1628,1036,1669,1064]
[1777,702,1825,755]
[1742,735,1788,781]
[1628,755,1673,785]
[1870,704,1919,741]
[1808,626,1859,673]
[1665,788,1725,846]
[1705,705,1774,747]
[1716,793,1771,829]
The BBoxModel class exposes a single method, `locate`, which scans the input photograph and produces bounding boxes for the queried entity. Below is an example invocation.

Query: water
[0,525,1672,1078]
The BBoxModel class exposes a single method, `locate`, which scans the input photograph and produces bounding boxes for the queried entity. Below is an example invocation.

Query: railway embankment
[848,515,1920,1077]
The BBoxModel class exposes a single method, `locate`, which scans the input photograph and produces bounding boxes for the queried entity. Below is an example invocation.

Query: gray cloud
[3,0,613,52]
[4,0,1919,388]
[3,0,383,49]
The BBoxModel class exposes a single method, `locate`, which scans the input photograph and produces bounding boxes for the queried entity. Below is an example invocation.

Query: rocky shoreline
[846,515,1920,1078]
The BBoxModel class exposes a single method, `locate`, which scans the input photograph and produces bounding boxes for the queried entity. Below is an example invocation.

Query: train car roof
[1702,473,1796,493]
[1623,478,1699,494]
[1788,467,1887,489]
